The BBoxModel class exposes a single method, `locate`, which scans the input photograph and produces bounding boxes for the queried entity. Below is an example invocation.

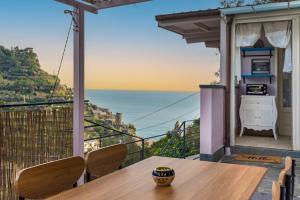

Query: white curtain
[235,23,262,81]
[263,21,292,72]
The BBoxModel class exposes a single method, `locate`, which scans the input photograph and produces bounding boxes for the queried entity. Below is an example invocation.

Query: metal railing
[0,100,200,199]
[84,119,200,166]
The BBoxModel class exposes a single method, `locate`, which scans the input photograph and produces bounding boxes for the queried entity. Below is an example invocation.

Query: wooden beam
[194,22,210,32]
[162,25,185,35]
[183,31,219,39]
[185,35,220,44]
[205,41,220,48]
[85,0,150,9]
[184,27,219,35]
[55,0,98,14]
[158,16,220,27]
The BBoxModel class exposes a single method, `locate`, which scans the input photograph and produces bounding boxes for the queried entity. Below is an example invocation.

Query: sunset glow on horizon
[0,0,220,92]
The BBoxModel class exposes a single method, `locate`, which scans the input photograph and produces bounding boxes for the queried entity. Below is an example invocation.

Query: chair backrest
[15,156,85,199]
[85,144,127,180]
[278,170,286,186]
[272,181,281,200]
[285,156,292,176]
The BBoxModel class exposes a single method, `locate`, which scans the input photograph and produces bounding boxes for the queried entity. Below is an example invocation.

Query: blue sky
[0,0,221,91]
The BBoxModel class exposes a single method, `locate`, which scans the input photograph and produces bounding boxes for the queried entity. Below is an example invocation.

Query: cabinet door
[257,105,273,126]
[243,104,257,126]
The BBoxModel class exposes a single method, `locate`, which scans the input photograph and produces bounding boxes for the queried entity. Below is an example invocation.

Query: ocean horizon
[85,90,200,138]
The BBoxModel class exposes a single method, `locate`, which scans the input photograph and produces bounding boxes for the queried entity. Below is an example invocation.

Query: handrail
[84,119,200,162]
[84,119,143,140]
[0,100,89,108]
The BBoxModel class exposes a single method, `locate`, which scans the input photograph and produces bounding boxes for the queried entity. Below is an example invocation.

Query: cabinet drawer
[242,98,273,106]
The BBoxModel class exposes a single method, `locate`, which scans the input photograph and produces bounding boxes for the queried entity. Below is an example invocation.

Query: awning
[155,9,221,48]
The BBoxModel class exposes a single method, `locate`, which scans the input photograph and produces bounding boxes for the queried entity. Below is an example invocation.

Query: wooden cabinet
[239,95,278,140]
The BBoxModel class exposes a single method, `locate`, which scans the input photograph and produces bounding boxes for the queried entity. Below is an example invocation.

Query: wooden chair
[272,181,281,200]
[284,156,295,200]
[278,170,287,200]
[15,156,85,200]
[85,144,127,182]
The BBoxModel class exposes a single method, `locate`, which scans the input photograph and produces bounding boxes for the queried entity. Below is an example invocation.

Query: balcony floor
[235,135,292,150]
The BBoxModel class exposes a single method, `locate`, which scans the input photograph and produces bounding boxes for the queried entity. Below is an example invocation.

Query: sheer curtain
[263,21,292,72]
[235,23,262,81]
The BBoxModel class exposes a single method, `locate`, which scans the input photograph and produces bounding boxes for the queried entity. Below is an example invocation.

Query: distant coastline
[85,89,200,138]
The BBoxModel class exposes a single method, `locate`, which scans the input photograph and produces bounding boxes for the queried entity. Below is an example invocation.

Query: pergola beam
[55,0,98,14]
[85,0,150,9]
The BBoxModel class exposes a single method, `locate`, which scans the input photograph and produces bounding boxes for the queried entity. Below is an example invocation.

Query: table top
[47,156,267,200]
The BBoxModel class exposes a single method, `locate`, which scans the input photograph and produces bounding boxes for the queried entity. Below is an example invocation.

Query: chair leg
[280,185,286,200]
[285,175,292,200]
[86,171,91,182]
[292,159,296,198]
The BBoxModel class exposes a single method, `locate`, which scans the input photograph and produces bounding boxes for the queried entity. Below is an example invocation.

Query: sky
[0,0,221,92]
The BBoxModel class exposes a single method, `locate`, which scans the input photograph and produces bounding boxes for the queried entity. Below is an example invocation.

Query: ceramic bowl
[152,166,175,186]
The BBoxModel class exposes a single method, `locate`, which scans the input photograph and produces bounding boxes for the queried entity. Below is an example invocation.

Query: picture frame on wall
[251,59,271,75]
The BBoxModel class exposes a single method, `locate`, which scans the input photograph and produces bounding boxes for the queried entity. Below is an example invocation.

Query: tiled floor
[236,135,292,150]
[221,155,300,199]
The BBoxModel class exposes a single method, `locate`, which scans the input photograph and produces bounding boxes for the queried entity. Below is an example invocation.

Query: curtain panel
[235,23,262,81]
[263,21,292,72]
[235,21,293,81]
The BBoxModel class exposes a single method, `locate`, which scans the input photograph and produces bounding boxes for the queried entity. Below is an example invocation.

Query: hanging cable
[49,19,73,100]
[131,92,199,123]
[137,109,199,131]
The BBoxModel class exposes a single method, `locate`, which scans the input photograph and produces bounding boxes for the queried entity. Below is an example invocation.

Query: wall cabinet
[239,95,278,140]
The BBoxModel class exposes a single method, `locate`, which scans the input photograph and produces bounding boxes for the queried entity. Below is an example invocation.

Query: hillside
[0,46,72,104]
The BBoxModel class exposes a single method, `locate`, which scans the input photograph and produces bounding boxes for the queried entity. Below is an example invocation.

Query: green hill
[0,46,72,104]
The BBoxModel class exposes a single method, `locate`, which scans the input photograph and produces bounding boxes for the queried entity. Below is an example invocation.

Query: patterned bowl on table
[152,166,175,186]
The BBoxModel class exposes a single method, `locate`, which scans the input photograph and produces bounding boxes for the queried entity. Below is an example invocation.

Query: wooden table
[48,156,267,200]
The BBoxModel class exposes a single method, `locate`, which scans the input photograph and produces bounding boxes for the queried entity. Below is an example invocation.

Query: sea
[85,90,200,138]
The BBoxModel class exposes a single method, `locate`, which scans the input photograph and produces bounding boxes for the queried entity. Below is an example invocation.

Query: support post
[183,121,186,159]
[73,7,85,184]
[141,139,145,160]
[220,16,233,154]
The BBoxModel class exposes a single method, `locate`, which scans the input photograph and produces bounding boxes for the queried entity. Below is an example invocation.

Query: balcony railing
[0,101,74,200]
[0,101,200,200]
[84,119,200,166]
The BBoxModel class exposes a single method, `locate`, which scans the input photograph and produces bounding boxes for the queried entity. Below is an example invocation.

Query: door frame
[229,11,300,150]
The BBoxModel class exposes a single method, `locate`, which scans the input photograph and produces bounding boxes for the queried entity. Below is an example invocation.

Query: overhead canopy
[156,9,221,48]
[84,0,150,9]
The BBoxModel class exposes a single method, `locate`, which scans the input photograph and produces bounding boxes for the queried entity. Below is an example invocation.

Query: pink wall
[200,86,225,155]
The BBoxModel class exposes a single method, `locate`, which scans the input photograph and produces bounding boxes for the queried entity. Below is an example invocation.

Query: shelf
[240,47,275,52]
[241,74,274,84]
[241,47,275,58]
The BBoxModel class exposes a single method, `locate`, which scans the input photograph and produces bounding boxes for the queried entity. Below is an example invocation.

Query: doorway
[235,48,292,150]
[277,49,292,144]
